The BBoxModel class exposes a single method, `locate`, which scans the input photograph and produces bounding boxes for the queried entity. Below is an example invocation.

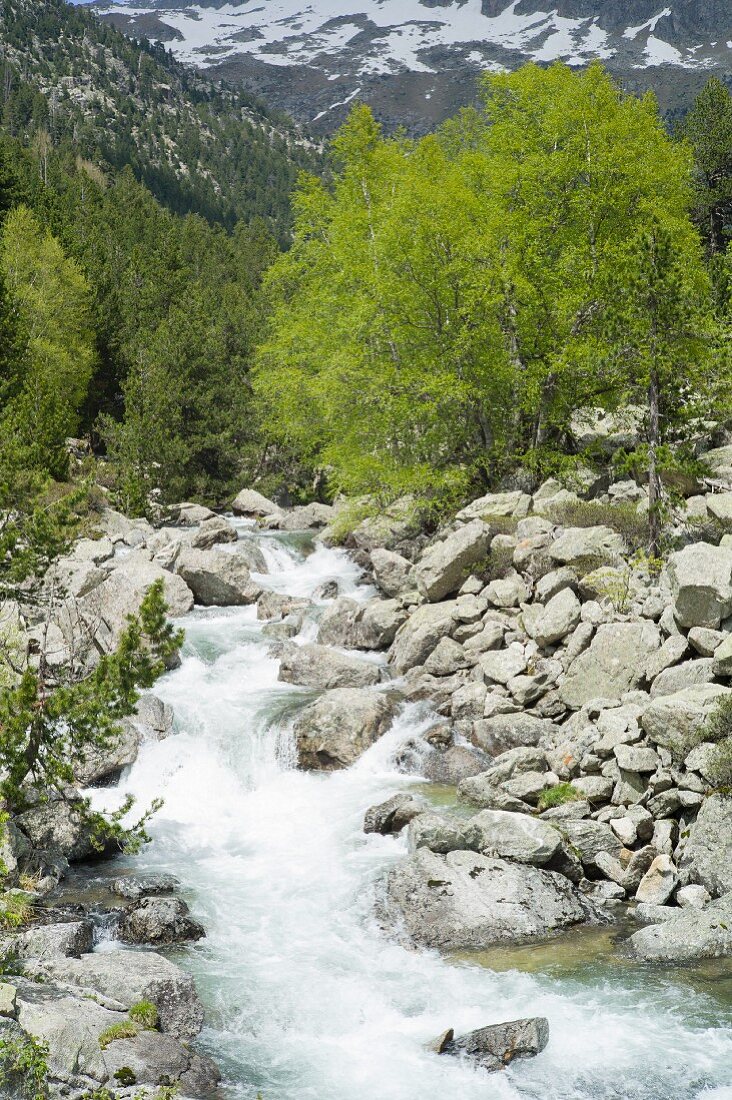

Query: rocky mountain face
[1,0,319,234]
[91,0,732,132]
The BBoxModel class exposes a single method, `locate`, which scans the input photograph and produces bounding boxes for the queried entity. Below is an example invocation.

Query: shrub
[694,695,732,791]
[0,1033,49,1100]
[547,499,647,553]
[704,695,732,743]
[98,1022,138,1050]
[0,891,33,930]
[705,741,732,790]
[129,1001,159,1030]
[483,543,516,581]
[537,783,580,811]
[114,1067,137,1087]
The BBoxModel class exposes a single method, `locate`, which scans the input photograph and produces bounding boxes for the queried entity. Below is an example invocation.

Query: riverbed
[91,525,732,1100]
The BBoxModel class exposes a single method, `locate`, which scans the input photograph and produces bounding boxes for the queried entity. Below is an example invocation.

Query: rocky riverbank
[4,451,732,1094]
[0,498,343,1098]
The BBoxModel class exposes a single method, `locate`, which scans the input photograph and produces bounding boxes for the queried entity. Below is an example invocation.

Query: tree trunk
[647,367,661,557]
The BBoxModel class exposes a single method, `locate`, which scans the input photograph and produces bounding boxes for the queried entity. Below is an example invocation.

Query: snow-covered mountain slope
[91,1,732,131]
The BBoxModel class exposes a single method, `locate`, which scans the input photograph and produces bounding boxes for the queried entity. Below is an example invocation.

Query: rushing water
[92,526,732,1100]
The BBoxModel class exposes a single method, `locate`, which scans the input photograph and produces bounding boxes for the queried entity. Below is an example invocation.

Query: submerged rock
[439,1016,550,1072]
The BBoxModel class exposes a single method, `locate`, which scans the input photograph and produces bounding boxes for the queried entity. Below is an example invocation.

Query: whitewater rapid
[94,525,732,1100]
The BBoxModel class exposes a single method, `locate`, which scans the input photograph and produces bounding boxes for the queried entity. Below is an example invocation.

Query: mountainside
[0,0,320,236]
[90,0,732,132]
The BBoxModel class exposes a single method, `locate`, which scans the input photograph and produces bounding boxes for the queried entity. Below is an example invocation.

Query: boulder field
[311,478,732,967]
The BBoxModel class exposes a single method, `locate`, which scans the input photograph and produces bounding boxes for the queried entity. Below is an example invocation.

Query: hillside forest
[5,43,732,577]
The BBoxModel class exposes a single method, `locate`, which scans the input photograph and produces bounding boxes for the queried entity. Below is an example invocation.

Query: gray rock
[38,950,204,1040]
[471,713,554,755]
[176,547,261,606]
[15,797,96,863]
[383,848,590,949]
[357,599,409,649]
[650,658,716,698]
[644,634,690,681]
[627,892,732,962]
[441,1017,549,1072]
[451,681,488,720]
[535,568,578,603]
[668,542,732,629]
[641,684,731,758]
[294,688,399,770]
[111,873,180,901]
[423,745,488,785]
[502,770,557,804]
[523,587,581,648]
[571,775,614,804]
[457,777,532,813]
[483,574,528,608]
[189,514,238,549]
[370,548,413,597]
[231,488,281,518]
[479,643,527,685]
[547,526,625,566]
[457,491,531,522]
[77,557,194,652]
[680,794,732,897]
[540,801,591,822]
[684,741,719,783]
[171,502,216,526]
[424,637,468,676]
[9,920,93,960]
[257,591,311,621]
[414,521,491,602]
[277,502,335,530]
[560,622,660,709]
[14,976,217,1098]
[407,813,478,855]
[688,627,726,657]
[610,816,636,845]
[364,794,422,835]
[465,746,547,785]
[613,744,659,773]
[389,601,457,674]
[279,643,381,690]
[74,717,141,786]
[635,855,678,905]
[558,820,622,867]
[463,622,505,659]
[676,883,711,909]
[632,903,680,924]
[707,493,732,527]
[119,897,205,946]
[713,633,732,676]
[470,810,562,865]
